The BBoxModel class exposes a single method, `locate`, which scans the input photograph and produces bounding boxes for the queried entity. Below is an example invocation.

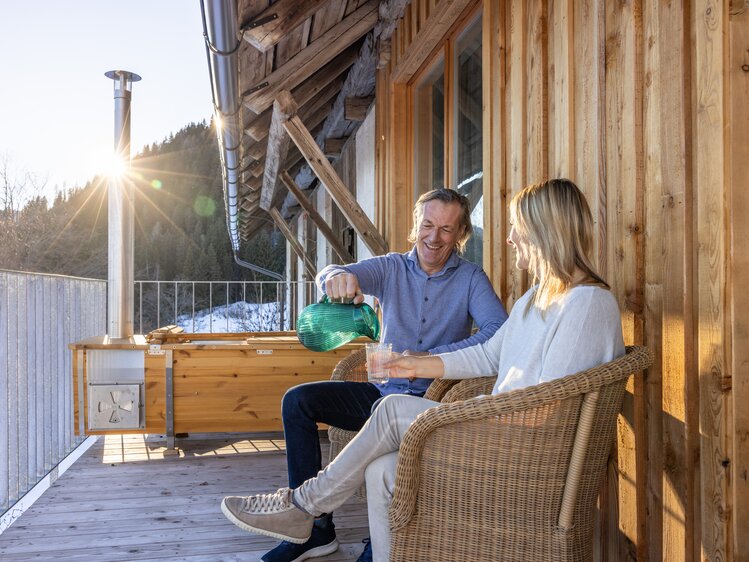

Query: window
[453,14,483,265]
[411,10,483,266]
[414,57,445,198]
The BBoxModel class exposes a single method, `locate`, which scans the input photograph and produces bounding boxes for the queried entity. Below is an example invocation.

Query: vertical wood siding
[374,0,747,559]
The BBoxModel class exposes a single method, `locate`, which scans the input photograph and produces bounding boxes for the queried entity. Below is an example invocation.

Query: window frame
[406,3,485,259]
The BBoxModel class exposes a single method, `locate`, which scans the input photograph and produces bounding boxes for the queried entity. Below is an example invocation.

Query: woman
[220,179,625,561]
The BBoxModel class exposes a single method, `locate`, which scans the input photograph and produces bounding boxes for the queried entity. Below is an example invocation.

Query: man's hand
[325,272,364,304]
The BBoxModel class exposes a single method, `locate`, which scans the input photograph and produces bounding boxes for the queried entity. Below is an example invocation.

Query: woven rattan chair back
[388,345,653,562]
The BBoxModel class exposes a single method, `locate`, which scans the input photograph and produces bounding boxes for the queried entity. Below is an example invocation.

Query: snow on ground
[176,300,286,333]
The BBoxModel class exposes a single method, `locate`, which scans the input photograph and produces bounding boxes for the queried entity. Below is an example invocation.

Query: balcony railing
[0,270,106,513]
[1,272,318,518]
[134,280,317,333]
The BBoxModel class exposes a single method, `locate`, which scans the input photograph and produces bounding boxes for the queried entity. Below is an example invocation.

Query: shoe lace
[242,488,293,514]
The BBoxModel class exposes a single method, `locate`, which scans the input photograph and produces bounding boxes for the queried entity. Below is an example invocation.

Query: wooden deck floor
[0,434,369,561]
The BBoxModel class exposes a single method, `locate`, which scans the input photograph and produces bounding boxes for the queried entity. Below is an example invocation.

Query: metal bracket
[163,350,179,456]
[77,350,85,436]
[243,13,278,30]
[241,81,269,98]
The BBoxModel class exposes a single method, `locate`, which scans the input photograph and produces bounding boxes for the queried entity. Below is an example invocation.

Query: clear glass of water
[365,342,392,384]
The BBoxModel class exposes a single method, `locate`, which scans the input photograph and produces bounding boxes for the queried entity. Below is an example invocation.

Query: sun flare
[109,153,128,178]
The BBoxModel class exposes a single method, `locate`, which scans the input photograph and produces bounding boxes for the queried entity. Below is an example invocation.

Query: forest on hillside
[0,121,285,283]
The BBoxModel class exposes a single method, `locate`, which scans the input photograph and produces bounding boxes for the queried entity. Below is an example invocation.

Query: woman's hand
[385,354,445,380]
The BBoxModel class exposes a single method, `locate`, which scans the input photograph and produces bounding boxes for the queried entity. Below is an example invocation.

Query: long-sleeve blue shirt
[317,247,508,396]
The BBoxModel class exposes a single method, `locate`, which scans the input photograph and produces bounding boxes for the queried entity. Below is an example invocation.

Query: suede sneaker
[221,488,313,544]
[261,515,339,561]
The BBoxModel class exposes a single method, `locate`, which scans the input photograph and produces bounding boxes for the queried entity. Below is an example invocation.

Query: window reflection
[454,14,483,266]
[414,57,445,199]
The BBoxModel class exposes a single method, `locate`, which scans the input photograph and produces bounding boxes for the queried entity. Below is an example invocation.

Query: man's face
[416,200,465,275]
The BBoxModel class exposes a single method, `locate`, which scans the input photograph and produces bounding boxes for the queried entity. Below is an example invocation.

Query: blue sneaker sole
[284,540,340,562]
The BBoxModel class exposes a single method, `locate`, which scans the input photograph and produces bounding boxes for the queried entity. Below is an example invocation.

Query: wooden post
[261,91,298,211]
[729,2,749,558]
[269,207,317,280]
[280,170,354,263]
[283,114,388,256]
[694,0,730,559]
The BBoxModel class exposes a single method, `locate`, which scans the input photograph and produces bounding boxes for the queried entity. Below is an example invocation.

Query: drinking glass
[365,342,392,384]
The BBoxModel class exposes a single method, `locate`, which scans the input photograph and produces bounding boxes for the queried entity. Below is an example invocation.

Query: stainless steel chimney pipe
[105,70,141,338]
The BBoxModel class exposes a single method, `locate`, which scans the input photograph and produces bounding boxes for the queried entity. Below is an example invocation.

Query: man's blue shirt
[317,247,508,396]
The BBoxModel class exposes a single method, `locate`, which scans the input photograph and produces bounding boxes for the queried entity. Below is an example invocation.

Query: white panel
[355,106,376,263]
[86,349,145,383]
[316,187,332,272]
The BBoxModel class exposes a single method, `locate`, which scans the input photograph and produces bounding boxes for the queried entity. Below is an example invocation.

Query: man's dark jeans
[282,380,382,489]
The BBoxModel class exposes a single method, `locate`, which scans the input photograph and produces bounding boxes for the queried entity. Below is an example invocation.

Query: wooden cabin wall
[375,0,749,560]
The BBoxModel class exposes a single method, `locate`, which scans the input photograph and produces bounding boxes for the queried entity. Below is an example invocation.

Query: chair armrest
[423,378,460,401]
[330,347,368,382]
[441,376,495,402]
[389,346,653,530]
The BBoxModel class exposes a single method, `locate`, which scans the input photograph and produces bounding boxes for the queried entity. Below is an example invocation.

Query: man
[255,188,507,562]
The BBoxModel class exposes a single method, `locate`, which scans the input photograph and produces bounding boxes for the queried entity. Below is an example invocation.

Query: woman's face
[507,224,530,270]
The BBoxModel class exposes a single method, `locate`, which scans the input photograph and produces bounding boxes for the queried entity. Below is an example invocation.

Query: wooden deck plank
[0,434,369,561]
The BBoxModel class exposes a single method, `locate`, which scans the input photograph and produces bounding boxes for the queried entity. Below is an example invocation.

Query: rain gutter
[200,0,286,282]
[200,0,241,252]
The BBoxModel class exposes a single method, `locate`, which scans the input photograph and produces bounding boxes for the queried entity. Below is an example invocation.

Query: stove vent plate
[89,384,142,430]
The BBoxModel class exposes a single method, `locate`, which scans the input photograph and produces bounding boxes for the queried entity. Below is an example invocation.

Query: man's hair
[407,188,473,253]
[510,178,607,312]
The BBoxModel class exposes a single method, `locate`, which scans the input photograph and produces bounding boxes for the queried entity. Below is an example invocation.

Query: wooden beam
[261,91,298,211]
[242,0,329,53]
[243,0,378,114]
[244,49,354,143]
[246,176,262,191]
[290,44,359,107]
[247,138,268,160]
[390,0,476,83]
[284,148,305,173]
[324,137,348,157]
[239,183,262,200]
[245,111,272,143]
[283,114,387,256]
[280,170,354,263]
[344,95,374,120]
[299,85,341,127]
[269,207,317,279]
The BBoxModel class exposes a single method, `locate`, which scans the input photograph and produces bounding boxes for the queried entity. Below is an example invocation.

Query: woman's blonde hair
[510,179,607,311]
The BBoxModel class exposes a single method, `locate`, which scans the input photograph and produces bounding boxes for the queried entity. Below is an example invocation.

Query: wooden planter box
[71,332,363,444]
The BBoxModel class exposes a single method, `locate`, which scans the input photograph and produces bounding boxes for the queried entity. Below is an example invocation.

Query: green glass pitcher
[297,295,380,352]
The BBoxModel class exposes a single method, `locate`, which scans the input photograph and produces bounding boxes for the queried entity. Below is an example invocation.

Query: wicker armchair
[388,345,653,562]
